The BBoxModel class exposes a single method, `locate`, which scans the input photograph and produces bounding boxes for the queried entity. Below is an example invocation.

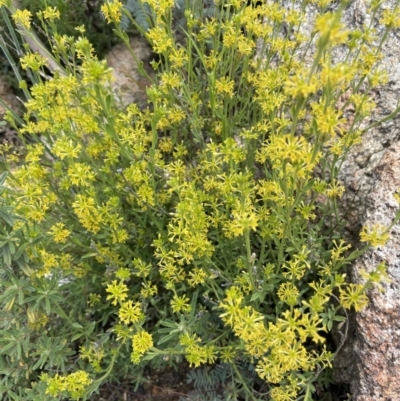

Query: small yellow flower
[325,180,345,198]
[295,202,316,221]
[269,384,298,401]
[219,346,236,363]
[65,371,92,399]
[20,53,48,71]
[25,143,44,164]
[115,268,131,280]
[215,77,235,98]
[380,8,400,29]
[314,11,348,45]
[283,259,306,280]
[159,137,173,153]
[339,284,368,311]
[118,300,143,324]
[170,294,191,313]
[67,163,95,187]
[75,25,86,34]
[256,356,285,384]
[106,280,128,305]
[101,0,123,24]
[168,47,188,69]
[74,37,95,60]
[187,267,207,287]
[88,293,101,307]
[237,36,254,56]
[12,9,32,29]
[284,73,318,98]
[49,222,71,243]
[81,59,113,84]
[111,228,129,244]
[185,344,210,367]
[132,258,151,278]
[140,283,158,298]
[223,210,259,238]
[277,282,299,306]
[222,25,237,48]
[145,0,174,16]
[180,333,200,348]
[132,330,153,354]
[42,371,92,399]
[330,239,352,261]
[204,50,219,69]
[40,6,60,21]
[302,293,329,314]
[147,26,173,53]
[360,262,391,294]
[360,223,390,247]
[159,71,181,89]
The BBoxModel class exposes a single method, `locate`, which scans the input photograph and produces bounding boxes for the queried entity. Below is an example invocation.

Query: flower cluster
[41,371,92,400]
[1,0,398,400]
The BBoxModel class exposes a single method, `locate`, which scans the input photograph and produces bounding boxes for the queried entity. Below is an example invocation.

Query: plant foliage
[121,0,153,31]
[121,0,216,32]
[179,364,232,401]
[0,0,399,400]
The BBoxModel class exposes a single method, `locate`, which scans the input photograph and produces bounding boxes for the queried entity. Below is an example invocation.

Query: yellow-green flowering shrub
[1,0,399,400]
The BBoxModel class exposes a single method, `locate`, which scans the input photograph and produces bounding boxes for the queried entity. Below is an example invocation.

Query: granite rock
[337,3,400,397]
[344,143,400,401]
[105,36,154,109]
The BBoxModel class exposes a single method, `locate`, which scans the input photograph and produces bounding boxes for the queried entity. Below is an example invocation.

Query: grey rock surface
[337,3,400,398]
[322,0,400,397]
[105,36,154,109]
[347,143,400,400]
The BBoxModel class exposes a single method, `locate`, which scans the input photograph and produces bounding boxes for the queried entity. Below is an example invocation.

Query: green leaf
[0,171,8,186]
[189,289,199,318]
[3,245,11,267]
[157,327,176,334]
[81,252,97,259]
[158,319,177,329]
[13,242,30,262]
[52,305,69,320]
[105,93,112,111]
[71,332,85,342]
[85,321,96,337]
[0,210,15,227]
[141,352,158,361]
[250,291,267,303]
[0,341,15,355]
[69,237,83,246]
[15,258,32,277]
[0,286,18,307]
[8,390,21,401]
[156,332,178,346]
